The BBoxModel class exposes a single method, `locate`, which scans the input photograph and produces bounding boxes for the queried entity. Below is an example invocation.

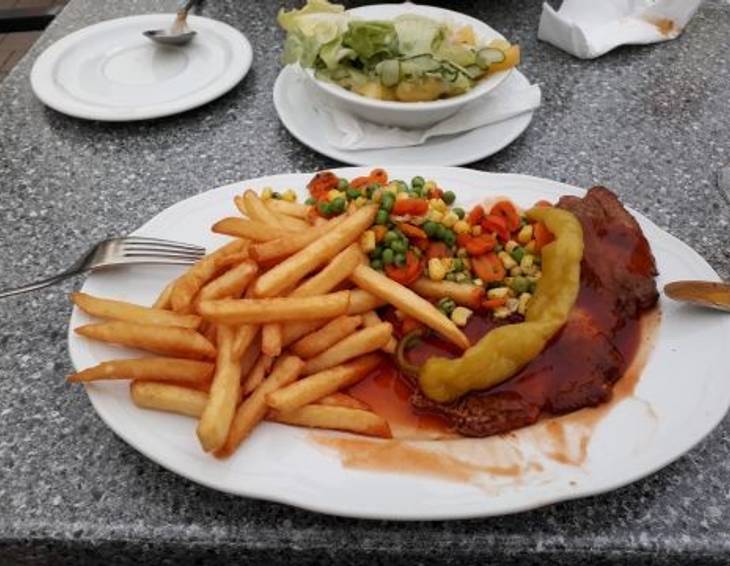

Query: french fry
[197,325,242,452]
[290,315,362,359]
[234,194,248,216]
[243,190,285,227]
[239,336,262,381]
[131,381,208,418]
[219,355,304,457]
[317,392,372,411]
[72,292,201,329]
[232,324,259,359]
[351,264,470,350]
[152,280,175,309]
[362,310,397,354]
[211,217,292,241]
[68,358,214,384]
[197,260,258,302]
[261,323,283,357]
[303,323,392,375]
[170,239,249,313]
[75,322,216,359]
[289,243,361,298]
[264,203,311,231]
[241,354,274,397]
[281,319,329,347]
[265,198,310,219]
[253,204,378,297]
[198,291,350,325]
[249,215,346,263]
[200,320,217,344]
[268,405,391,439]
[267,353,382,412]
[410,278,485,310]
[346,289,387,314]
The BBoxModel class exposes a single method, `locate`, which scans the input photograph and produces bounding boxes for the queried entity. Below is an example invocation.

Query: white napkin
[538,0,702,59]
[309,73,541,151]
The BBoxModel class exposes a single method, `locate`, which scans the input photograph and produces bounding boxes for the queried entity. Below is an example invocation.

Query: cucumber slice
[464,65,484,79]
[399,54,441,78]
[476,47,506,69]
[377,59,401,87]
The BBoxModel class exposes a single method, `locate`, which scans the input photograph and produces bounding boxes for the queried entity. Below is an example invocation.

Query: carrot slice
[464,233,496,256]
[369,168,388,185]
[490,201,521,232]
[472,253,506,283]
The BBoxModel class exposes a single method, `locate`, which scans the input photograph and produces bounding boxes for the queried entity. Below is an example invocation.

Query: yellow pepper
[418,206,584,403]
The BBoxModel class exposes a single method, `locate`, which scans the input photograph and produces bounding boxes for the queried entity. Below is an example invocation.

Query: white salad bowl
[304,3,514,129]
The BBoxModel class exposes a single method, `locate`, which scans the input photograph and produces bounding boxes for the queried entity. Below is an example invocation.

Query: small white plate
[67,167,730,520]
[273,66,534,166]
[31,14,252,121]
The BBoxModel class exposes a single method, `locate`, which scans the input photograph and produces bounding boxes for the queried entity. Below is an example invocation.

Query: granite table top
[1,0,729,564]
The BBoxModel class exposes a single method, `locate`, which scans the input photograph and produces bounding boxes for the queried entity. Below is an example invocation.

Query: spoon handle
[181,0,199,14]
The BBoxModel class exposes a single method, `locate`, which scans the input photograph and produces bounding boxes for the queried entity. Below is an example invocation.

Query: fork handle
[0,269,81,299]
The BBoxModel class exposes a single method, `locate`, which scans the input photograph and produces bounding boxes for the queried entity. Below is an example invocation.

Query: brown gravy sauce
[313,309,660,484]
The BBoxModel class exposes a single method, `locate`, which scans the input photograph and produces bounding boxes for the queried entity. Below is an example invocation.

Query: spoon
[664,281,730,313]
[143,0,199,46]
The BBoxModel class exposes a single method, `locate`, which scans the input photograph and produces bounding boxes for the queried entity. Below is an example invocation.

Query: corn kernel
[493,306,511,319]
[525,240,536,254]
[396,191,409,201]
[506,298,520,312]
[453,220,470,234]
[282,189,297,202]
[372,189,383,203]
[451,306,473,327]
[424,181,437,192]
[498,251,517,270]
[517,224,533,244]
[427,210,444,223]
[261,187,273,201]
[428,258,447,281]
[441,257,453,270]
[457,247,468,258]
[471,225,482,236]
[510,266,523,277]
[385,182,399,194]
[517,292,532,315]
[360,230,376,253]
[328,189,344,201]
[355,196,367,208]
[520,254,534,271]
[505,240,519,253]
[442,211,459,228]
[429,198,447,212]
[487,286,510,299]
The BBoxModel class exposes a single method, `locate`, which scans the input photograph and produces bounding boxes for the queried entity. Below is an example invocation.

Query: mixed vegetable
[278,0,520,102]
[263,169,555,332]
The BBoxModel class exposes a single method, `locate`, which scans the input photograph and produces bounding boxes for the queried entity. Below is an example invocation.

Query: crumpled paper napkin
[538,0,703,59]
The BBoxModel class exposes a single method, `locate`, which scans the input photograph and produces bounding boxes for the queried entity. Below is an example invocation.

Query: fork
[0,236,206,299]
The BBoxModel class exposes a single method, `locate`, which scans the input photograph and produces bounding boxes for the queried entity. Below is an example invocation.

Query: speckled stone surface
[1,1,729,564]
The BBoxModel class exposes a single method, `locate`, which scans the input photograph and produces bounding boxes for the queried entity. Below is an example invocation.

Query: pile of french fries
[69,188,469,458]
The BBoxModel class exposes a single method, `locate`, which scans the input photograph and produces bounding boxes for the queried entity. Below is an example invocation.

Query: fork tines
[121,237,206,260]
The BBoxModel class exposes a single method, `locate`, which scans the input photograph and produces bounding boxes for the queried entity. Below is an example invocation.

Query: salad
[265,168,552,330]
[278,0,520,102]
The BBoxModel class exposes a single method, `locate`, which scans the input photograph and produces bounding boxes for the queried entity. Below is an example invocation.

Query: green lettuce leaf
[393,14,444,57]
[342,20,398,61]
[278,0,349,67]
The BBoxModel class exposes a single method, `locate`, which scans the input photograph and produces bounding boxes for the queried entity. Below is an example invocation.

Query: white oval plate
[274,67,534,166]
[68,167,730,520]
[31,14,252,121]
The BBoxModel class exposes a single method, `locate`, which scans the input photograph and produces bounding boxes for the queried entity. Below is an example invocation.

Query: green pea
[451,258,463,272]
[331,197,346,214]
[395,180,408,192]
[445,272,456,282]
[394,252,406,266]
[305,197,316,205]
[370,258,383,271]
[376,209,389,225]
[442,191,456,205]
[411,185,423,197]
[318,201,331,216]
[452,207,465,220]
[436,297,456,315]
[411,176,425,189]
[390,240,407,254]
[443,230,456,247]
[528,280,538,294]
[423,221,438,237]
[366,184,379,198]
[371,245,384,259]
[511,276,530,294]
[346,188,361,200]
[382,248,395,265]
[381,193,395,212]
[511,246,525,263]
[337,178,349,191]
[384,230,399,244]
